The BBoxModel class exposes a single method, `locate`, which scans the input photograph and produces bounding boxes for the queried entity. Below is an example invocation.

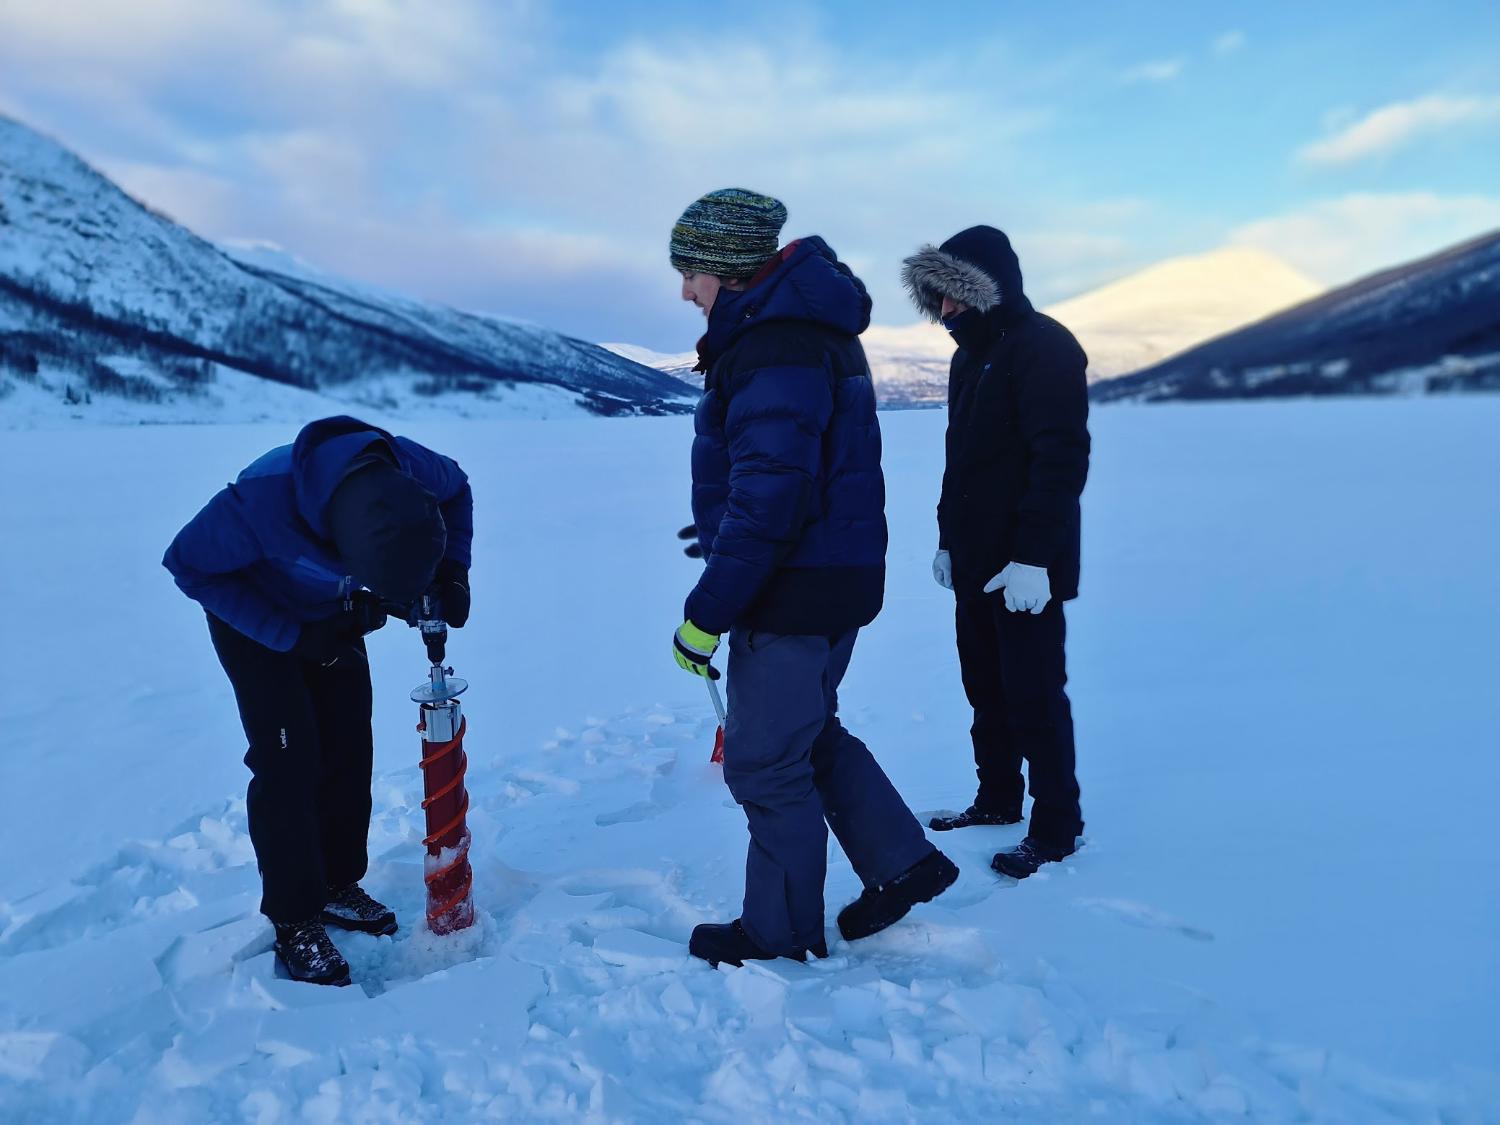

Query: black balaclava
[325,457,447,607]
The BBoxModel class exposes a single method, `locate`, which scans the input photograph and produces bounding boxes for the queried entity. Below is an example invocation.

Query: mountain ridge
[0,115,695,425]
[1092,228,1500,402]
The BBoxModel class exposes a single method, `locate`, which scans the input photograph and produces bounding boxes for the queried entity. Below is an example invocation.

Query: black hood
[325,458,446,606]
[901,225,1031,324]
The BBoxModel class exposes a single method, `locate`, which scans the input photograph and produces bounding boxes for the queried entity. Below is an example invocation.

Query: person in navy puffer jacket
[163,416,473,986]
[667,189,958,969]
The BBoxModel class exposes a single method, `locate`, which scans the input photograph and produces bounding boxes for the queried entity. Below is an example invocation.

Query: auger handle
[706,674,726,725]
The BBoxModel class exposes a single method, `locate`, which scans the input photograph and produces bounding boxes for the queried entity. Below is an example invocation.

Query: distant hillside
[1093,230,1500,403]
[0,115,695,425]
[1050,247,1322,382]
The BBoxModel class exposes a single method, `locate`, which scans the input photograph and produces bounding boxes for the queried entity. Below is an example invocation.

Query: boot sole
[691,943,828,969]
[928,814,1023,831]
[838,856,961,942]
[274,951,353,987]
[990,849,1074,881]
[321,912,398,937]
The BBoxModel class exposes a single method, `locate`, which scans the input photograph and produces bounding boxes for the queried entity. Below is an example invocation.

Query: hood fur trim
[900,245,1002,322]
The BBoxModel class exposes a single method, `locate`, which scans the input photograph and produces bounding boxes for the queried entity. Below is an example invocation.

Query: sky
[1,0,1498,351]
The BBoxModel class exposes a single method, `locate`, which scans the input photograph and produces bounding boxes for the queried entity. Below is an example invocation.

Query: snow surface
[1,399,1497,1121]
[852,248,1323,406]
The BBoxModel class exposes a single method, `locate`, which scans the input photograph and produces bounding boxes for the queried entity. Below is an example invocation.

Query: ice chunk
[592,929,686,973]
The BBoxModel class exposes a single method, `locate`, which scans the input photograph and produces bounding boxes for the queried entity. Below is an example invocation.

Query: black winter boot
[689,920,829,968]
[928,804,1023,831]
[990,836,1077,880]
[837,850,960,942]
[273,919,352,986]
[321,884,398,936]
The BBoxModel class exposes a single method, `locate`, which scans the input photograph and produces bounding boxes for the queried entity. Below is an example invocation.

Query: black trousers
[954,595,1083,848]
[207,613,374,924]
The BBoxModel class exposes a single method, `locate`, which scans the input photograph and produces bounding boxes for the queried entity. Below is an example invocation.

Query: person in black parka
[901,226,1091,879]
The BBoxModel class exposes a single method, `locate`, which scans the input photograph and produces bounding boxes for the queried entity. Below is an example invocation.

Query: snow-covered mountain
[1049,247,1322,382]
[860,247,1323,407]
[601,342,699,381]
[859,322,956,407]
[1093,229,1500,403]
[0,116,696,425]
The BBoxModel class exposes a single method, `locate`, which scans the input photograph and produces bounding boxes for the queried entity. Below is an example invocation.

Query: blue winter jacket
[687,237,887,637]
[163,416,473,651]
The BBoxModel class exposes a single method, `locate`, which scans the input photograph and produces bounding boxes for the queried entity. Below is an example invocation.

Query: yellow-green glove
[672,620,721,678]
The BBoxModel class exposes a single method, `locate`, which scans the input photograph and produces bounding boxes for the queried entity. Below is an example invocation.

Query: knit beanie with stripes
[669,188,788,278]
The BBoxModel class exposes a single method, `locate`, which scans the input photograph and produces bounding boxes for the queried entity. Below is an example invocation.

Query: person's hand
[294,615,359,666]
[677,525,703,559]
[932,549,953,590]
[426,559,471,627]
[349,590,389,636]
[983,561,1051,614]
[672,620,721,678]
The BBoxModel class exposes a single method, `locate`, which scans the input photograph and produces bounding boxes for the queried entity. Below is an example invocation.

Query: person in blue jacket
[668,189,958,968]
[164,416,473,985]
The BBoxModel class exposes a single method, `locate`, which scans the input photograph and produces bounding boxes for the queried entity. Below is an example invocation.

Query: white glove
[932,549,953,590]
[983,561,1050,614]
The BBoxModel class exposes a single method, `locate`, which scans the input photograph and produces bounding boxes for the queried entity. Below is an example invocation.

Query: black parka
[933,228,1091,600]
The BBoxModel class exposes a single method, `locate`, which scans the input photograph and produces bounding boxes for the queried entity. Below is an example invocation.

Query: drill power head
[421,616,447,665]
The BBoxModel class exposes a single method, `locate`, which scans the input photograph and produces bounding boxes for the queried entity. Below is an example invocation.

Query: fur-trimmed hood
[901,225,1029,323]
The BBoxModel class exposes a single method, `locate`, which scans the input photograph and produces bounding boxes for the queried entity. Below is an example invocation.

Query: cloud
[1229,192,1500,284]
[1123,58,1184,84]
[1213,31,1246,55]
[98,159,242,231]
[1299,94,1500,166]
[0,5,1123,345]
[0,0,511,83]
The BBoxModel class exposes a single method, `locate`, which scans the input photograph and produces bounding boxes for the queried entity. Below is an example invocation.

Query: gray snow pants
[723,627,935,954]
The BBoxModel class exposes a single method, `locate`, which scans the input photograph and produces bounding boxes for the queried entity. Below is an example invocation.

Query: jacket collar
[694,236,870,370]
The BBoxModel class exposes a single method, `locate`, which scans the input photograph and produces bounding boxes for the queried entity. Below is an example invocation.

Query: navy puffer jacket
[687,237,887,637]
[163,416,473,651]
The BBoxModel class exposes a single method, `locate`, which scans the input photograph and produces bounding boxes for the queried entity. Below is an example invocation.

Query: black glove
[349,589,388,636]
[677,524,703,560]
[294,614,359,666]
[294,593,385,666]
[427,559,471,628]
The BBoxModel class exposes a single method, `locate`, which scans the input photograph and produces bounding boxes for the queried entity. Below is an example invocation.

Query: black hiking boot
[990,836,1077,880]
[837,850,960,942]
[928,804,1023,831]
[273,919,352,986]
[321,883,398,937]
[689,920,829,968]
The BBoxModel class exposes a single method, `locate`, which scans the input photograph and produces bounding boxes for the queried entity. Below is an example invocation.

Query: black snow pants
[954,595,1083,849]
[207,612,375,924]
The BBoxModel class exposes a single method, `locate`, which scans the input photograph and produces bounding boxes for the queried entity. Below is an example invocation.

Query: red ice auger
[410,596,476,934]
[706,675,726,764]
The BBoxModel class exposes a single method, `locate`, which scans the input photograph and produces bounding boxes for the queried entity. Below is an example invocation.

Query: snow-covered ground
[1,398,1496,1121]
